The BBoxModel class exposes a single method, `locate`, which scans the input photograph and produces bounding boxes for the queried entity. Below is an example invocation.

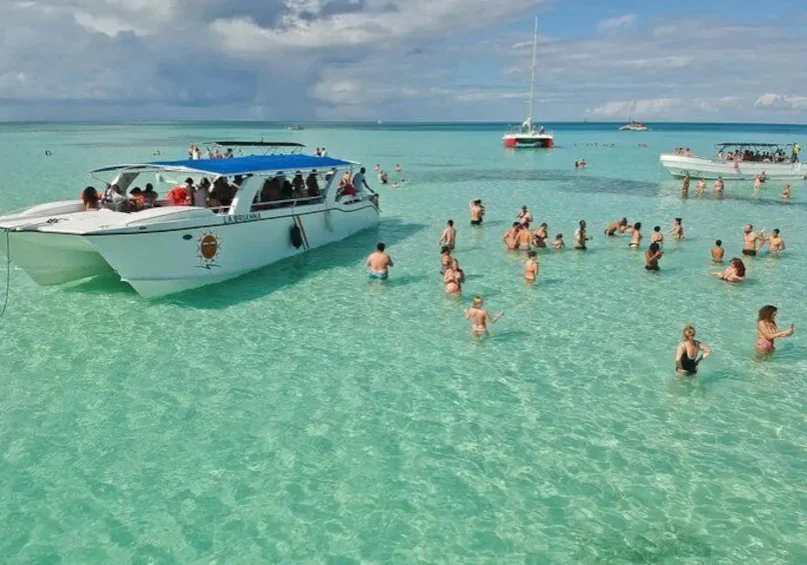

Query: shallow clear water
[1,122,806,563]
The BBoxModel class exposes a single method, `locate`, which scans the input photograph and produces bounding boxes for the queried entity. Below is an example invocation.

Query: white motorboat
[0,145,380,297]
[619,99,649,131]
[660,142,803,180]
[502,17,554,149]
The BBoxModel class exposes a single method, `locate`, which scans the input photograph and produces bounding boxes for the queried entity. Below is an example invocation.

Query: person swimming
[711,240,724,263]
[645,242,663,271]
[524,251,539,282]
[675,325,712,376]
[756,305,794,354]
[464,295,503,337]
[629,222,642,249]
[605,218,628,236]
[712,257,746,282]
[366,242,393,279]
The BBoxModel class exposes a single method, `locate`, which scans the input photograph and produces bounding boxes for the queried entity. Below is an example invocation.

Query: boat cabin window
[251,169,331,212]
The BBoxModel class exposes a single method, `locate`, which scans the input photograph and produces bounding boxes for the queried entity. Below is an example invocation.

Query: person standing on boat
[469,200,485,226]
[756,305,794,355]
[675,326,711,376]
[439,220,456,250]
[366,242,393,280]
[742,224,765,256]
[352,167,372,196]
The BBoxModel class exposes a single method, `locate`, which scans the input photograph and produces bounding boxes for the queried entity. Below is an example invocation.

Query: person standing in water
[696,178,707,196]
[443,259,463,294]
[439,220,456,250]
[464,296,503,337]
[669,217,684,240]
[629,222,643,249]
[712,257,746,282]
[502,223,520,251]
[756,305,794,355]
[713,177,724,195]
[366,242,394,279]
[763,229,786,254]
[574,220,591,250]
[516,205,533,226]
[742,224,765,256]
[782,184,791,199]
[645,242,663,271]
[532,223,548,248]
[469,199,485,226]
[440,246,452,274]
[650,226,664,246]
[711,240,725,263]
[553,234,565,250]
[682,174,690,197]
[675,326,712,376]
[517,223,533,250]
[524,251,539,283]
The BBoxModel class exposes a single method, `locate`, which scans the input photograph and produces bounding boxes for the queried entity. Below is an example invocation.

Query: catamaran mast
[527,17,538,125]
[628,98,637,123]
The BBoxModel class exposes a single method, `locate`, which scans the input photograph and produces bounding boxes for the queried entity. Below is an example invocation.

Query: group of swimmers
[373,164,404,188]
[365,199,795,353]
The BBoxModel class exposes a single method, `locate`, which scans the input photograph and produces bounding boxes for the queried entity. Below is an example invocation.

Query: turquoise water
[1,122,806,563]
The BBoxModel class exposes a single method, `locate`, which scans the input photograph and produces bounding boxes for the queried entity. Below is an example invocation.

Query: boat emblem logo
[197,231,221,268]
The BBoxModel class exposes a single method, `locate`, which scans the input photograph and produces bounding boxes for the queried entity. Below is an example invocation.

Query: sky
[1,0,806,122]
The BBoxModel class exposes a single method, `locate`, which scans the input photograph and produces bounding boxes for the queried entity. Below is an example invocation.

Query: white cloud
[597,14,636,32]
[755,93,807,111]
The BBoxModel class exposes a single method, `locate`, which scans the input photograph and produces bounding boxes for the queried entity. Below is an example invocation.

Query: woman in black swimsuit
[675,325,712,376]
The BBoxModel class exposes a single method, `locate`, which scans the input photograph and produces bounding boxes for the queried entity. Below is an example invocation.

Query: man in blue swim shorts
[366,242,393,280]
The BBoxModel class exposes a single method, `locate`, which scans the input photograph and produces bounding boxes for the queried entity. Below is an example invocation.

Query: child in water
[553,234,565,250]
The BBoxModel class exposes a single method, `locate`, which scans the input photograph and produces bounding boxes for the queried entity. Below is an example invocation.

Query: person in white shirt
[352,167,371,195]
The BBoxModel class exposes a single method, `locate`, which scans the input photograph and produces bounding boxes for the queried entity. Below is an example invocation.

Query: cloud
[597,14,636,32]
[755,93,807,111]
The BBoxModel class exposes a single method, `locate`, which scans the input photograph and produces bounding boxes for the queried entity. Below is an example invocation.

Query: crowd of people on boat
[187,144,236,160]
[365,200,794,360]
[717,147,794,164]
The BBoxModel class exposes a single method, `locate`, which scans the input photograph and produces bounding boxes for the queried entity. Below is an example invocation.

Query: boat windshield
[713,143,796,164]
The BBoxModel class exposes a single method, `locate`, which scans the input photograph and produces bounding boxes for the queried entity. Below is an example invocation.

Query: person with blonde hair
[675,326,712,376]
[464,296,503,337]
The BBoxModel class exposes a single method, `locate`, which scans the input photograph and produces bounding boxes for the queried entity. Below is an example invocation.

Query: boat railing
[250,195,325,212]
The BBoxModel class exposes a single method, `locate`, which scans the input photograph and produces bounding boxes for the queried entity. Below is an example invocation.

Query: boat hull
[502,133,554,148]
[660,154,804,180]
[2,231,115,285]
[88,203,380,298]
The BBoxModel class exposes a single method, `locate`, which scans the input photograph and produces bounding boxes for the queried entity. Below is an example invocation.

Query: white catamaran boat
[502,18,554,148]
[0,143,380,297]
[660,142,803,180]
[619,99,648,131]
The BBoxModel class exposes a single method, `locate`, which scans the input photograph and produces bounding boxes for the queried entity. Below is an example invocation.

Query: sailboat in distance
[619,99,649,131]
[502,17,554,148]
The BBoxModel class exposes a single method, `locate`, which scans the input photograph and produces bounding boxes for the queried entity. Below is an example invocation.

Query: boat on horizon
[660,142,804,180]
[619,99,649,131]
[0,143,380,298]
[502,18,554,149]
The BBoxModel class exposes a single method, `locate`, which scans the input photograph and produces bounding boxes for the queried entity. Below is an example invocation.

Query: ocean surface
[0,121,806,563]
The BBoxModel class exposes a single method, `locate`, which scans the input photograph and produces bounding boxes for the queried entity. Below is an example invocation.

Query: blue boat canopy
[91,154,356,176]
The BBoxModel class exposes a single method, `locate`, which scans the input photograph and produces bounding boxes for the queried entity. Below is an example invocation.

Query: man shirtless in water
[469,199,485,225]
[366,242,394,279]
[502,223,520,250]
[517,223,533,250]
[465,296,503,337]
[763,229,786,254]
[439,220,456,250]
[742,224,765,256]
